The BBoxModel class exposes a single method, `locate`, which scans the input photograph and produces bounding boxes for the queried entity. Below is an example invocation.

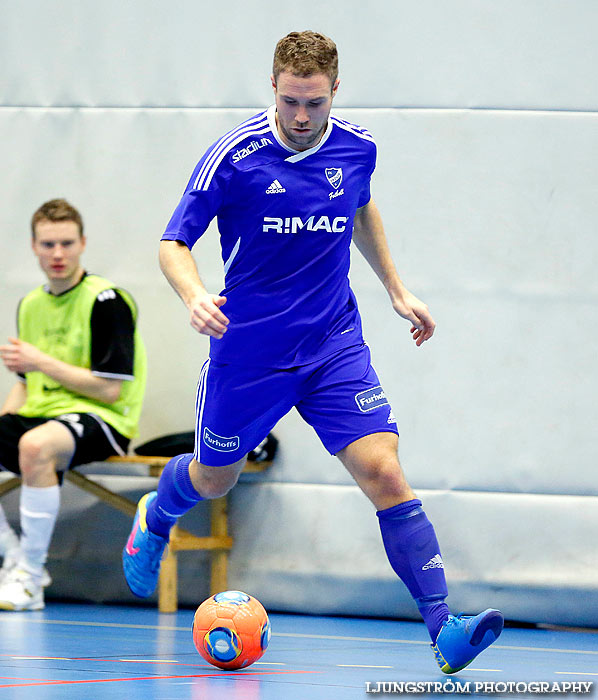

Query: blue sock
[377,499,450,642]
[146,453,203,538]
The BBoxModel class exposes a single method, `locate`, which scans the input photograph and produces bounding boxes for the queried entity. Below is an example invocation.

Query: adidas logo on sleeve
[266,179,286,194]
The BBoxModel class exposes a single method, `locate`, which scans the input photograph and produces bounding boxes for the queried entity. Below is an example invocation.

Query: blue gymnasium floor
[0,604,596,699]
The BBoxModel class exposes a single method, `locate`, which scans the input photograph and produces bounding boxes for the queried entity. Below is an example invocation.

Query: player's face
[272,71,339,152]
[32,219,86,293]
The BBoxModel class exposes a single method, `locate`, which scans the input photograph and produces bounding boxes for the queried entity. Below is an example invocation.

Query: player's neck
[47,267,85,296]
[274,112,328,153]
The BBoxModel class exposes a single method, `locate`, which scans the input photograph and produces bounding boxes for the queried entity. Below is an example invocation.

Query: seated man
[0,198,146,610]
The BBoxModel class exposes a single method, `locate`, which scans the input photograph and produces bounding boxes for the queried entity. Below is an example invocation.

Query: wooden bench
[0,455,271,613]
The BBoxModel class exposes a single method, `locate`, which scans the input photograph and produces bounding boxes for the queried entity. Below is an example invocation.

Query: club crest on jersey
[325,168,343,189]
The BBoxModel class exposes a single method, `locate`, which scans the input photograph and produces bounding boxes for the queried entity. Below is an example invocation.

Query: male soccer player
[123,31,503,673]
[0,198,146,610]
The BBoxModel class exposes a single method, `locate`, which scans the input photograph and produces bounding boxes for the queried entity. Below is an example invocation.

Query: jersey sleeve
[357,140,377,208]
[161,147,234,249]
[90,290,135,380]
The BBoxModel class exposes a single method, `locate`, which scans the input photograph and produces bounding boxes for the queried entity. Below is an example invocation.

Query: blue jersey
[162,105,377,368]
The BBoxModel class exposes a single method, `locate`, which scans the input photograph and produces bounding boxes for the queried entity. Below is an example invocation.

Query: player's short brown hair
[31,198,84,238]
[273,31,338,88]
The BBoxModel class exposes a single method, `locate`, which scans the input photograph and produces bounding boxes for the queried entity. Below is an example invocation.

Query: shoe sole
[0,600,45,611]
[470,610,504,646]
[437,610,504,674]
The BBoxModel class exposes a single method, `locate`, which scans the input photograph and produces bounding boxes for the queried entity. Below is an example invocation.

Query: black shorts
[0,413,130,475]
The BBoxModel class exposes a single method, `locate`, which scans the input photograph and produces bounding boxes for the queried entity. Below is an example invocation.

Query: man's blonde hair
[273,31,338,88]
[31,198,84,238]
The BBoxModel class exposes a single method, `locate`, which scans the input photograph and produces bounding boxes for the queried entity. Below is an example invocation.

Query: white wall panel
[1,106,596,490]
[227,484,598,626]
[3,475,594,625]
[1,1,597,110]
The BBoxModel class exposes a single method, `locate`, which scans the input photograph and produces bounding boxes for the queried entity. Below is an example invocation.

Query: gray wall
[1,0,597,625]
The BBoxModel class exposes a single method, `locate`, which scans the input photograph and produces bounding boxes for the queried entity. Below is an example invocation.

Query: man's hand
[189,293,229,339]
[0,337,45,373]
[352,200,435,347]
[1,337,123,403]
[392,292,436,347]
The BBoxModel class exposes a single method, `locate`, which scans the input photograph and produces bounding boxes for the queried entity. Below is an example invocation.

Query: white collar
[266,104,333,163]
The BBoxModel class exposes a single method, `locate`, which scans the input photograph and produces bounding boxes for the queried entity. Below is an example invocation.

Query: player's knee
[195,466,241,499]
[364,455,412,501]
[18,431,46,464]
[190,457,245,499]
[197,477,236,499]
[18,431,56,477]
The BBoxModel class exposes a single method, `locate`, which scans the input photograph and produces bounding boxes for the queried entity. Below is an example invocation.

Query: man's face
[272,71,339,152]
[32,219,86,290]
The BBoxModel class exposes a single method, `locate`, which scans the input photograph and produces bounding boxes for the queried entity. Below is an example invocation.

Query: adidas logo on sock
[266,179,286,194]
[422,554,444,570]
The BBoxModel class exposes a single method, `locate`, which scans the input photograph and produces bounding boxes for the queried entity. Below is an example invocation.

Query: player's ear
[332,78,340,98]
[270,74,277,92]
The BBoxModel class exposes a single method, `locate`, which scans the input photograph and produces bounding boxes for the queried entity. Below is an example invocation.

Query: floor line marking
[118,659,180,663]
[274,632,429,646]
[0,617,429,646]
[2,618,596,657]
[9,656,218,670]
[337,665,394,669]
[555,672,598,676]
[275,632,598,657]
[0,668,317,689]
[0,618,185,632]
[496,644,598,657]
[11,656,70,661]
[253,662,286,666]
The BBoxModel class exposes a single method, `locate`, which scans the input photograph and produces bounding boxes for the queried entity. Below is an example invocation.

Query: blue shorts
[194,343,398,466]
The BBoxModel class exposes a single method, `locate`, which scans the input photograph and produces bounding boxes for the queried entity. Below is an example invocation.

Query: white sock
[19,485,60,575]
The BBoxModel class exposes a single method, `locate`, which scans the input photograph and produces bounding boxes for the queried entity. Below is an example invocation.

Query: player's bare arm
[0,381,27,415]
[159,239,229,339]
[353,199,435,346]
[0,337,122,404]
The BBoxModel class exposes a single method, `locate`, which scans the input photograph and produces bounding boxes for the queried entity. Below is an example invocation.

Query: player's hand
[392,292,436,347]
[0,337,44,373]
[189,294,229,339]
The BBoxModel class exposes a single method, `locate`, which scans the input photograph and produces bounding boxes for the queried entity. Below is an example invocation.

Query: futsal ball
[192,590,271,670]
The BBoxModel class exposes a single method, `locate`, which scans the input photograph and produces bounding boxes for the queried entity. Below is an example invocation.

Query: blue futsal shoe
[431,609,504,674]
[122,491,168,598]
